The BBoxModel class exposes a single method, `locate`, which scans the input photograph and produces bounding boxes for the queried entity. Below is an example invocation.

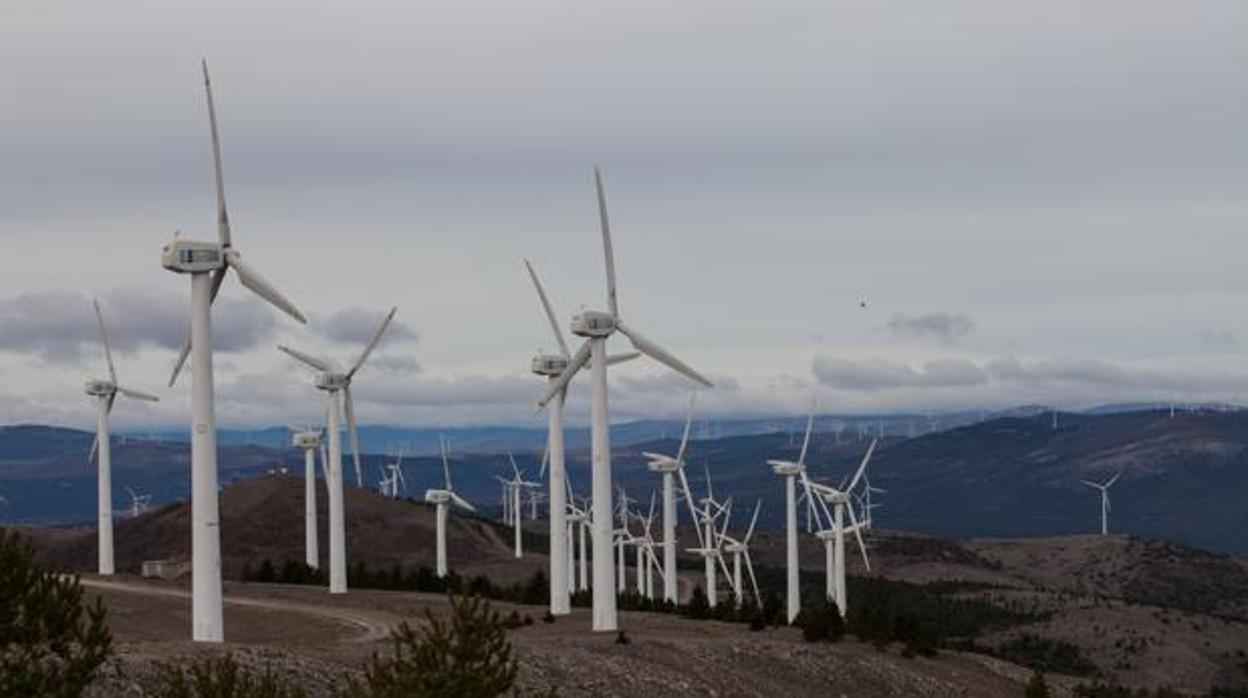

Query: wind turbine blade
[508,453,521,480]
[523,259,570,357]
[344,386,361,487]
[169,268,228,386]
[743,551,762,607]
[93,299,117,384]
[538,340,591,406]
[277,344,334,373]
[847,504,871,572]
[615,321,712,388]
[606,352,641,366]
[677,391,696,462]
[744,500,761,543]
[88,434,99,465]
[202,60,231,248]
[676,466,706,548]
[1105,471,1122,489]
[703,462,713,501]
[105,392,117,419]
[539,441,549,480]
[594,166,619,317]
[347,306,396,378]
[116,386,160,402]
[450,492,476,512]
[319,442,329,480]
[798,395,816,466]
[225,251,307,323]
[1080,480,1100,489]
[845,438,878,493]
[440,437,452,490]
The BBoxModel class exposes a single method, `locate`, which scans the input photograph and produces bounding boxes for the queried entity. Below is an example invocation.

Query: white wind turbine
[125,487,153,519]
[641,391,701,603]
[277,306,397,594]
[162,62,306,642]
[565,483,592,593]
[720,500,762,607]
[1081,472,1122,536]
[802,440,877,616]
[86,299,160,576]
[766,400,817,623]
[425,437,476,577]
[384,452,406,499]
[615,486,638,591]
[630,492,665,599]
[291,428,323,569]
[537,168,713,631]
[501,454,540,558]
[685,466,734,607]
[524,259,636,615]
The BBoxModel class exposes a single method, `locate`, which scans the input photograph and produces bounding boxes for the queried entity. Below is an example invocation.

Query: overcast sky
[2,1,1246,430]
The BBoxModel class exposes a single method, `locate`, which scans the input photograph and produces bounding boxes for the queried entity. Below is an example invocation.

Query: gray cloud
[312,307,417,346]
[812,357,987,391]
[1198,329,1238,349]
[813,354,1248,397]
[0,288,278,363]
[886,312,975,345]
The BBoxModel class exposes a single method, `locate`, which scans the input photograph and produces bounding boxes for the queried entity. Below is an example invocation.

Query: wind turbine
[124,487,153,519]
[86,299,159,576]
[524,259,636,615]
[537,168,713,631]
[686,465,734,607]
[291,429,324,569]
[501,454,540,558]
[766,399,817,623]
[385,452,406,499]
[802,440,877,616]
[425,437,476,577]
[615,486,638,590]
[642,391,700,603]
[277,306,397,594]
[1081,472,1122,536]
[720,500,762,607]
[161,63,306,643]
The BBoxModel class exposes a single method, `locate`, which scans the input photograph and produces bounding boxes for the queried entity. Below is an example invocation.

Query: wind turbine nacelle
[424,489,451,504]
[292,432,321,449]
[769,460,803,476]
[315,372,349,391]
[571,310,615,338]
[645,456,681,473]
[161,239,225,274]
[530,354,568,376]
[84,379,115,397]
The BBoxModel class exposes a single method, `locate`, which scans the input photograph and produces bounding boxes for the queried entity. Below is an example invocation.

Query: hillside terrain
[21,474,1248,694]
[5,409,1247,557]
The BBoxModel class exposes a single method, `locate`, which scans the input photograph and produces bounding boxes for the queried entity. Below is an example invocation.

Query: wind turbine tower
[1081,472,1122,535]
[538,168,712,631]
[86,300,159,575]
[277,307,397,594]
[766,400,817,623]
[163,63,306,641]
[292,429,323,569]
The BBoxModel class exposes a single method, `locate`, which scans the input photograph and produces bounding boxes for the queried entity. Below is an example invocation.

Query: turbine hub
[571,310,615,338]
[161,239,225,274]
[530,354,568,376]
[770,461,803,476]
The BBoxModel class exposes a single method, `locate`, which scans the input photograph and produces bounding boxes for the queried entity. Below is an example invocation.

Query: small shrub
[614,630,630,645]
[1024,671,1049,698]
[799,598,845,643]
[337,595,518,698]
[0,528,113,697]
[152,654,306,698]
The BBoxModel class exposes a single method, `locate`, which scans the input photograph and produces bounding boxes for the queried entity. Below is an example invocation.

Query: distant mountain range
[3,403,1245,557]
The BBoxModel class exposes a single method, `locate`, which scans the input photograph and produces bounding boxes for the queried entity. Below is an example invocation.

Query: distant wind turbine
[86,299,159,576]
[1081,472,1122,536]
